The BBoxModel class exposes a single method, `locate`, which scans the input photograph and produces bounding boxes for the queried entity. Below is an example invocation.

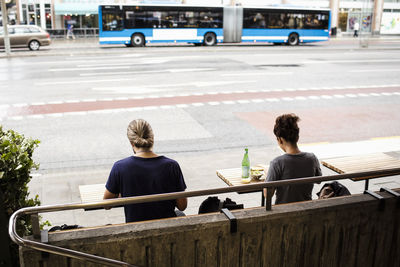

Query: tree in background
[0,126,49,266]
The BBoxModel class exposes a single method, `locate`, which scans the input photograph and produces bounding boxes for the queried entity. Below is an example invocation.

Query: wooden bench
[321,152,400,190]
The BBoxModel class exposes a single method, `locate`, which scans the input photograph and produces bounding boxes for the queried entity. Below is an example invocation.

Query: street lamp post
[1,0,11,56]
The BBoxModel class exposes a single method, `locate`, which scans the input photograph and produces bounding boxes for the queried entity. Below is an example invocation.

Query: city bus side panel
[241,28,329,44]
[99,28,223,45]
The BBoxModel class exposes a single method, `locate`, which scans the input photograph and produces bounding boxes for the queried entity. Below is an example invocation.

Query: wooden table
[321,152,400,190]
[216,165,268,206]
[78,184,106,210]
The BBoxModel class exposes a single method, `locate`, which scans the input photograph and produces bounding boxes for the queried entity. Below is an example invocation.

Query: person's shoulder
[113,156,134,167]
[271,154,287,164]
[301,152,318,159]
[159,156,180,166]
[301,152,320,163]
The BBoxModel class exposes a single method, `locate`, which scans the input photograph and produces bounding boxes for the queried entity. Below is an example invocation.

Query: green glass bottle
[241,148,250,179]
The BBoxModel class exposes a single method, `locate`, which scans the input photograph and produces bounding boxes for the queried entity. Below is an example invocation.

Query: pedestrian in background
[66,24,75,40]
[353,21,359,37]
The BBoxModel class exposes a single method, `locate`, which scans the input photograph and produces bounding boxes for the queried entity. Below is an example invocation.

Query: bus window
[198,10,222,28]
[267,13,282,29]
[102,6,123,31]
[303,12,329,29]
[180,11,198,28]
[243,10,266,29]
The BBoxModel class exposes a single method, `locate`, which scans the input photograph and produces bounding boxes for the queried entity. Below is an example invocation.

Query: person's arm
[263,187,276,198]
[171,161,188,211]
[263,160,279,198]
[103,189,118,200]
[103,163,120,209]
[176,197,187,211]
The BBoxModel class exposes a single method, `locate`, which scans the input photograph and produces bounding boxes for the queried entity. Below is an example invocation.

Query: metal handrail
[9,167,400,266]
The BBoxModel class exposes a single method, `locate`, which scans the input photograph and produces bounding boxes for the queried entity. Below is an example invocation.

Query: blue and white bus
[99,4,330,47]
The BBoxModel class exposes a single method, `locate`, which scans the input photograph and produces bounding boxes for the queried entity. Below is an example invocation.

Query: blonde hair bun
[127,119,154,148]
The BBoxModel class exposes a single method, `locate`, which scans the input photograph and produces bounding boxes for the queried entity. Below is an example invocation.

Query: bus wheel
[203,33,216,46]
[131,34,145,47]
[288,33,299,46]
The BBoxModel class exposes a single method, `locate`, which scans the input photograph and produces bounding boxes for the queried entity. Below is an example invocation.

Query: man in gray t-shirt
[266,152,322,204]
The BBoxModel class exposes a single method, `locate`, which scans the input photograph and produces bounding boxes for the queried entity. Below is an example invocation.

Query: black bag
[198,197,243,214]
[49,224,81,232]
[317,181,351,199]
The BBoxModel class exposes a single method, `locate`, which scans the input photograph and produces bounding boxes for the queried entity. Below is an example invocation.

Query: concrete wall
[20,189,400,267]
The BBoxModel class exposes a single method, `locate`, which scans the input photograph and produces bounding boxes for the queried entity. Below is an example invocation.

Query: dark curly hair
[273,113,300,144]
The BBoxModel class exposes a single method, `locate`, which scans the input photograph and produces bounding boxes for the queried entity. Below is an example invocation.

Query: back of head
[127,119,154,149]
[273,113,300,144]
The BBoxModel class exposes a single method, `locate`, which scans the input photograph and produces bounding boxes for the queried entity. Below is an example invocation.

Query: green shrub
[0,125,49,266]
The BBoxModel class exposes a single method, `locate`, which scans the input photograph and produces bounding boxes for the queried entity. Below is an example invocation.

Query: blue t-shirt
[106,156,187,223]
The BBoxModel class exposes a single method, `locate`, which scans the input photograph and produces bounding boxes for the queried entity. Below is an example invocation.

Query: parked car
[0,25,51,51]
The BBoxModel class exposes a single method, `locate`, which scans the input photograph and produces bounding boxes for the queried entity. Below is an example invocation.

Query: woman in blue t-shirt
[264,114,322,204]
[103,119,187,223]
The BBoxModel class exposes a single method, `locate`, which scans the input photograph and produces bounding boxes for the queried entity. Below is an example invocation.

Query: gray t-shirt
[266,152,322,204]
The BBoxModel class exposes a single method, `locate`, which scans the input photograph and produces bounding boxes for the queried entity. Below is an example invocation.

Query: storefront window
[82,14,97,28]
[64,15,80,28]
[338,12,348,32]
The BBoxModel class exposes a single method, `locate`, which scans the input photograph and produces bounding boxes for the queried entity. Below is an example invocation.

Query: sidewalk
[28,144,400,229]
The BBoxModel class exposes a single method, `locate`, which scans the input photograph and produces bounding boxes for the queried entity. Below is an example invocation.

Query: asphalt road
[1,38,400,223]
[1,38,400,169]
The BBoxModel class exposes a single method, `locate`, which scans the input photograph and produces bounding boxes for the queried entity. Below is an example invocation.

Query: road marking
[160,105,175,109]
[50,66,131,71]
[350,69,400,73]
[2,86,400,121]
[345,94,357,98]
[12,103,28,107]
[176,104,189,108]
[77,60,168,67]
[304,59,400,64]
[168,68,216,73]
[192,103,204,107]
[35,78,137,86]
[27,115,45,119]
[79,68,215,77]
[47,113,63,118]
[220,72,293,76]
[80,70,163,76]
[357,93,369,97]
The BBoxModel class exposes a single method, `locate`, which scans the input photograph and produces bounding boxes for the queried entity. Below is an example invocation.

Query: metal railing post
[31,213,41,240]
[265,187,273,211]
